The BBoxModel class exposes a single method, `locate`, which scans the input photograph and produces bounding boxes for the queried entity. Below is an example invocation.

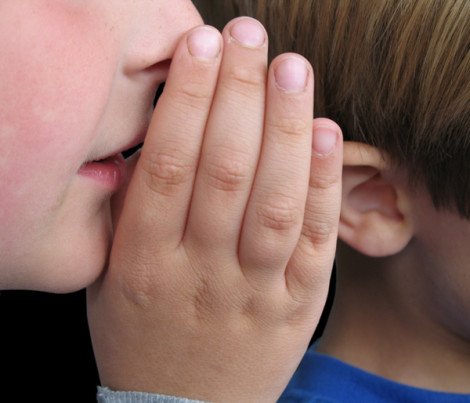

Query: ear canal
[339,143,414,257]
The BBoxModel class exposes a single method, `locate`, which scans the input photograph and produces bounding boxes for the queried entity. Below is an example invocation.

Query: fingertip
[223,16,268,49]
[273,56,310,94]
[313,118,342,136]
[312,118,343,157]
[187,25,222,60]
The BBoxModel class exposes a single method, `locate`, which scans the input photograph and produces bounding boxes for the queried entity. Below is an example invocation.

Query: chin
[46,261,107,294]
[1,254,108,294]
[0,183,115,293]
[27,220,112,294]
[0,236,110,293]
[21,244,108,294]
[34,254,107,294]
[44,194,114,293]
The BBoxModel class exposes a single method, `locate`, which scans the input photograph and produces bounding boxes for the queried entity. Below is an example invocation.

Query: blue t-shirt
[279,346,470,402]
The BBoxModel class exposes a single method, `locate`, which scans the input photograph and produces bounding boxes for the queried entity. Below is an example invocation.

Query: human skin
[0,0,202,292]
[88,17,343,403]
[0,1,343,400]
[319,142,470,393]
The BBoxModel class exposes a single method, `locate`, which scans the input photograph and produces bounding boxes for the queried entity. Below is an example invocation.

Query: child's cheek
[0,2,120,234]
[3,2,117,141]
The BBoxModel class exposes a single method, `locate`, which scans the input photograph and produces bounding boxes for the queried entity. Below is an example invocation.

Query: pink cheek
[2,2,118,139]
[0,3,119,229]
[0,4,119,184]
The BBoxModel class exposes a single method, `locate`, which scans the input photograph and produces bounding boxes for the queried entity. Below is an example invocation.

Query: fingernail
[274,57,309,93]
[312,126,338,156]
[230,18,266,48]
[187,27,221,60]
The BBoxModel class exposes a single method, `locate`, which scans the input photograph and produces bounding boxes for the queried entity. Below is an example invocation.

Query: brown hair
[196,0,470,217]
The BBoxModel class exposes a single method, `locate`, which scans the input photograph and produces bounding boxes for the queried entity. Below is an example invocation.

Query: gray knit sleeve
[96,387,210,403]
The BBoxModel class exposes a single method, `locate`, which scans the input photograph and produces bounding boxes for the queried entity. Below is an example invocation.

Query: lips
[78,130,145,190]
[78,153,127,190]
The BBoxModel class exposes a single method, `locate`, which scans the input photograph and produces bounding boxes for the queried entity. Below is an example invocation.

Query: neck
[317,243,470,394]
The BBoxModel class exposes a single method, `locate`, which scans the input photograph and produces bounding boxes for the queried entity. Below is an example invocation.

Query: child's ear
[339,142,414,257]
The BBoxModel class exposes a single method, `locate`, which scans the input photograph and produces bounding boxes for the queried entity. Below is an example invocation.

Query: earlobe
[339,142,414,257]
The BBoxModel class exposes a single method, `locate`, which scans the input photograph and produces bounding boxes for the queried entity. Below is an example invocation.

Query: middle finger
[185,17,268,254]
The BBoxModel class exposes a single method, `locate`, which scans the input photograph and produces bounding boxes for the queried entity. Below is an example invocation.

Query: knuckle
[256,195,302,231]
[309,170,341,191]
[204,150,251,191]
[117,260,164,309]
[241,294,279,324]
[302,214,337,247]
[140,150,193,195]
[173,76,213,105]
[268,116,310,138]
[224,65,266,94]
[192,275,215,319]
[175,84,211,108]
[192,273,229,322]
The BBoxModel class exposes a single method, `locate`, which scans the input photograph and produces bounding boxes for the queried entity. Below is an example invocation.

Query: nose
[123,0,204,75]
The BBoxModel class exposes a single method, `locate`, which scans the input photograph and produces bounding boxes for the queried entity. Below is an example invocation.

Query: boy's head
[200,0,470,217]
[198,0,470,340]
[0,0,202,292]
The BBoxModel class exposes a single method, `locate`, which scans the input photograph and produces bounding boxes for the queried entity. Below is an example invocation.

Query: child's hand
[88,18,342,403]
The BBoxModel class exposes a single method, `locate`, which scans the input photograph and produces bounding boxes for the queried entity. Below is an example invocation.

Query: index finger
[118,25,223,247]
